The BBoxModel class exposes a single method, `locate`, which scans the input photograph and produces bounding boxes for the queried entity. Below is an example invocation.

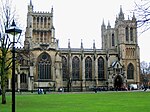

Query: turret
[101,19,106,30]
[68,39,70,48]
[107,21,111,29]
[101,19,106,49]
[81,39,83,49]
[28,0,33,13]
[118,5,124,20]
[132,12,136,21]
[93,40,96,49]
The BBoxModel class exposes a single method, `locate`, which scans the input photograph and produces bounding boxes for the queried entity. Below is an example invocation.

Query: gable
[111,61,123,69]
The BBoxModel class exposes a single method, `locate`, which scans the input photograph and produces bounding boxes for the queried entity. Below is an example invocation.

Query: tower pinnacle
[30,0,32,6]
[118,5,124,20]
[28,0,33,13]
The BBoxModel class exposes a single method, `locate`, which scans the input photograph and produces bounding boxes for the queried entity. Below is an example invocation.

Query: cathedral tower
[115,6,140,85]
[23,0,62,90]
[101,6,140,88]
[25,0,57,50]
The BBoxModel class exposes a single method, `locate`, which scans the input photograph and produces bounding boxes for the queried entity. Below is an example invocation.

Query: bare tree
[134,0,150,33]
[140,61,150,74]
[0,0,18,104]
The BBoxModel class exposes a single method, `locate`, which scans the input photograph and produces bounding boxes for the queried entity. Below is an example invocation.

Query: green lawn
[0,91,150,112]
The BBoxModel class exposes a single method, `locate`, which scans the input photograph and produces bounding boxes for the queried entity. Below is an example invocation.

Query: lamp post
[6,20,22,112]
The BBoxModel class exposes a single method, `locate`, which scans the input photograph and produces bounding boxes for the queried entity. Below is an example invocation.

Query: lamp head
[5,20,22,35]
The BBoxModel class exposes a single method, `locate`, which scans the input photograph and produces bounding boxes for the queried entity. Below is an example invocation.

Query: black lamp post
[6,20,22,112]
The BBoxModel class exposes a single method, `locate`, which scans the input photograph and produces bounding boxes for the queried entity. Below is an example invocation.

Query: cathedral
[7,1,140,91]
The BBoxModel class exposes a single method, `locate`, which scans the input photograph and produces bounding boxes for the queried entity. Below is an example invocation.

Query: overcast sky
[11,0,150,62]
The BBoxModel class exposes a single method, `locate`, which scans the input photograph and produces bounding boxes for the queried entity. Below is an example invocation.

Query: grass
[0,91,150,112]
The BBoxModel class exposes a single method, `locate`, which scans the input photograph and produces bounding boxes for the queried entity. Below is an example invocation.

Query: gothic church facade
[13,2,140,91]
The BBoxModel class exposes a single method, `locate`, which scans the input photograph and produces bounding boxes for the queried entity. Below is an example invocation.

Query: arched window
[112,33,115,46]
[126,27,129,41]
[72,56,80,80]
[20,73,27,83]
[48,17,51,26]
[130,27,133,41]
[62,56,68,81]
[85,57,92,80]
[98,57,104,80]
[41,17,43,23]
[37,17,39,28]
[37,53,51,80]
[127,63,134,79]
[44,17,47,28]
[37,17,39,23]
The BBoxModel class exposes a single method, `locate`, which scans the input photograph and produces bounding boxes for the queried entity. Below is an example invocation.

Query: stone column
[37,32,41,43]
[35,17,37,29]
[8,78,11,90]
[28,77,31,90]
[17,74,20,90]
[69,54,72,78]
[95,58,98,86]
[82,58,86,91]
[28,66,34,91]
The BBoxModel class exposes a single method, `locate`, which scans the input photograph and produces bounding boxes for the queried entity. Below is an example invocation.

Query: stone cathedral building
[8,1,140,91]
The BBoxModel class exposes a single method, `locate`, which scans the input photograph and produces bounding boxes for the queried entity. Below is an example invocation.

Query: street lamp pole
[6,20,22,112]
[12,29,16,112]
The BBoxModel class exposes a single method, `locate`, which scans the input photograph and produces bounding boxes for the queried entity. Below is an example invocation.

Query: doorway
[114,75,123,89]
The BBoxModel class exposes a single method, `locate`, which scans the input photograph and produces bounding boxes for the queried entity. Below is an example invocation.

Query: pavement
[2,89,150,95]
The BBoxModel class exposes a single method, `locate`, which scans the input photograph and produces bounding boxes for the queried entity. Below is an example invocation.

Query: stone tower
[115,6,140,86]
[101,6,140,88]
[25,0,57,50]
[24,0,62,90]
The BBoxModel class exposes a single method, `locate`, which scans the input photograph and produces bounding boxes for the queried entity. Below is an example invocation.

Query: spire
[81,39,83,49]
[68,39,70,48]
[132,12,136,21]
[101,19,106,30]
[93,40,95,49]
[118,5,124,20]
[107,21,111,29]
[102,19,105,26]
[28,0,33,13]
[51,6,54,18]
[30,0,32,6]
[51,6,53,14]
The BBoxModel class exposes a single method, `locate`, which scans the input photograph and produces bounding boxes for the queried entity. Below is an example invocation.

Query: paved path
[4,89,150,95]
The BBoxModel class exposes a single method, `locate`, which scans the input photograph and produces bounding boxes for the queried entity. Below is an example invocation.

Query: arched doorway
[114,75,123,89]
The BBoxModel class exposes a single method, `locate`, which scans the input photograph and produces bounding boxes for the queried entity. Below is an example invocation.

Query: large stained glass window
[20,73,27,83]
[127,63,134,79]
[85,57,92,80]
[126,27,129,41]
[130,27,133,41]
[72,56,80,80]
[37,53,51,80]
[98,57,104,80]
[62,56,68,81]
[112,33,115,46]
